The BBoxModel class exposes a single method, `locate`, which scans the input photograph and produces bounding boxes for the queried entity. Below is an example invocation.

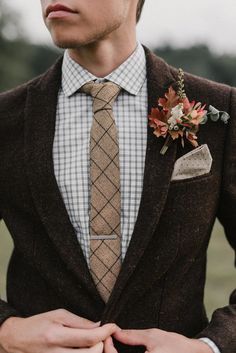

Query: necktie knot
[80,81,121,113]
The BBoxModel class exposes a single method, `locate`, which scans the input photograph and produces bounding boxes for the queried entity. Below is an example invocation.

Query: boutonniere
[148,69,230,155]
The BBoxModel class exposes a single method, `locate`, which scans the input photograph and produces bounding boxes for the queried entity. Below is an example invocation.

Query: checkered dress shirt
[53,42,148,263]
[52,41,219,353]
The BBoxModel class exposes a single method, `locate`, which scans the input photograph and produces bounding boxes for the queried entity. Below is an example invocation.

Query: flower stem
[160,135,172,155]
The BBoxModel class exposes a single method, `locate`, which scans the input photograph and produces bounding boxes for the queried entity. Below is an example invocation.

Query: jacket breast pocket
[171,144,213,182]
[164,171,219,257]
[170,170,213,185]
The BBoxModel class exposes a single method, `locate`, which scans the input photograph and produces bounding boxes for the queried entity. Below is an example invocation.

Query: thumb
[104,336,118,353]
[113,329,148,347]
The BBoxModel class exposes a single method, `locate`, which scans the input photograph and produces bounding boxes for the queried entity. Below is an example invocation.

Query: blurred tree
[155,45,236,87]
[0,0,20,40]
[0,0,60,92]
[0,0,236,92]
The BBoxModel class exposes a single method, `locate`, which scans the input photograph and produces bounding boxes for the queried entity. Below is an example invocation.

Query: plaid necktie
[80,81,122,302]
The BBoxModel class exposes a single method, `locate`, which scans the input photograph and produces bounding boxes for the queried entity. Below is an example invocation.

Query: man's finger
[88,342,104,353]
[104,336,118,353]
[77,341,104,353]
[56,342,104,353]
[113,329,150,347]
[52,309,100,329]
[52,323,117,347]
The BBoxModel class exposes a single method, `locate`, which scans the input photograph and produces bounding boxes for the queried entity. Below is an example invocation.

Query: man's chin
[51,37,82,49]
[51,36,99,50]
[48,29,87,49]
[53,41,75,49]
[49,24,120,50]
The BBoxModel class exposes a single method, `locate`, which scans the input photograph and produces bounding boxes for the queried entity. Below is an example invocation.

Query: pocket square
[171,144,213,181]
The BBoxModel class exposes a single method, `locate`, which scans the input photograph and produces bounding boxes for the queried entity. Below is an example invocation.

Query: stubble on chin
[49,18,123,49]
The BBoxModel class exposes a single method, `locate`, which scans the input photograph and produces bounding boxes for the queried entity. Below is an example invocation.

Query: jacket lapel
[102,46,178,320]
[24,59,104,307]
[24,47,178,316]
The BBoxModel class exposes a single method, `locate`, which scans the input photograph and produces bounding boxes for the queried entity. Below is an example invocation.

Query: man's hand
[104,328,213,353]
[0,309,117,353]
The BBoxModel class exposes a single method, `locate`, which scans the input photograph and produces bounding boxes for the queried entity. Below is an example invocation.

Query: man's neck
[68,31,137,78]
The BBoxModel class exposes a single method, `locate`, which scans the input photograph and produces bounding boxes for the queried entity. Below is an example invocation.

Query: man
[0,0,235,353]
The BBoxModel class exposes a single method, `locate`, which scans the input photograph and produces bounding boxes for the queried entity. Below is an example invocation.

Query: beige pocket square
[171,144,213,181]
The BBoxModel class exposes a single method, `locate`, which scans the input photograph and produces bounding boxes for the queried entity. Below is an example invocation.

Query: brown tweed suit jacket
[0,46,236,353]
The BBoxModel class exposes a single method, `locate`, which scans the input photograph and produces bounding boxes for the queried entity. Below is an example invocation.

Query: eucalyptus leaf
[208,105,220,122]
[220,111,230,124]
[209,113,220,122]
[209,105,220,114]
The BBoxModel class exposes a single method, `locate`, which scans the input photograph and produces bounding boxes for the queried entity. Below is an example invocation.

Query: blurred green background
[0,0,235,319]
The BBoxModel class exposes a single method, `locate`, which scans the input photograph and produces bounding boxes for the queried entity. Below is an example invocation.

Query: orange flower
[148,76,207,153]
[148,108,168,137]
[186,131,199,147]
[189,103,207,125]
[148,107,167,123]
[148,68,230,155]
[169,129,184,140]
[158,86,179,117]
[153,120,168,138]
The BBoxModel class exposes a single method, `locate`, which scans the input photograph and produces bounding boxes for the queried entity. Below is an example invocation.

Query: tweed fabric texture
[53,42,147,263]
[0,46,235,353]
[80,81,122,302]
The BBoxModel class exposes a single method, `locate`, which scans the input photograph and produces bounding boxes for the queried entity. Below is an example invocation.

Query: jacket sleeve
[0,219,23,327]
[0,300,22,327]
[196,87,236,353]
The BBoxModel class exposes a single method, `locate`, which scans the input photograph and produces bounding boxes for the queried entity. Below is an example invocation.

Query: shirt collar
[62,41,146,98]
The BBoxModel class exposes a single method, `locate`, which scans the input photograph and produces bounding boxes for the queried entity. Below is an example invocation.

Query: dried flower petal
[148,72,230,155]
[186,131,199,147]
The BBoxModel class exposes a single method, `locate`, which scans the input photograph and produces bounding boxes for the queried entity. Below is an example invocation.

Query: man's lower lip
[47,10,76,19]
